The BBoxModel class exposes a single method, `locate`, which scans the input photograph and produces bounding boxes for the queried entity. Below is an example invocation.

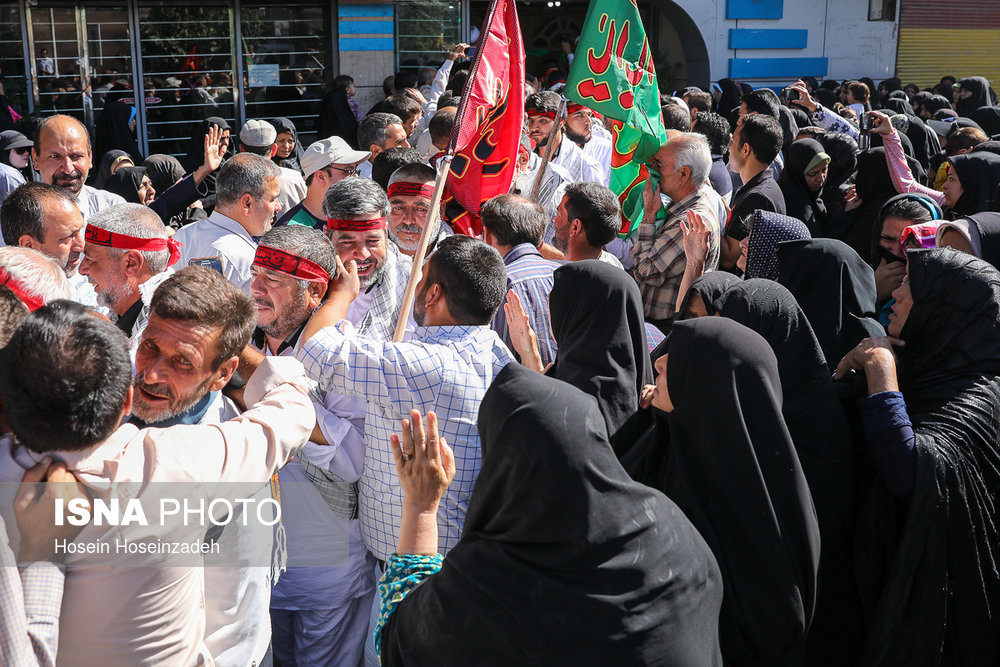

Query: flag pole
[528,98,566,202]
[392,154,452,342]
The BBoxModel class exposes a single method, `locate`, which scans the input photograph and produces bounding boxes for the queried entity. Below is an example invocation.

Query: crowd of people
[0,37,998,667]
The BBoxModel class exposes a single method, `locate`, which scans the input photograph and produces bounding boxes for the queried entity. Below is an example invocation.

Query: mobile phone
[859,112,875,132]
[782,87,800,102]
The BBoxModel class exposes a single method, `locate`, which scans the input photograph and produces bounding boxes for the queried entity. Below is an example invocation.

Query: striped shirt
[297,323,515,562]
[491,243,559,366]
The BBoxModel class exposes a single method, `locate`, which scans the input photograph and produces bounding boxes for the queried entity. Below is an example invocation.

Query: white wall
[665,0,898,86]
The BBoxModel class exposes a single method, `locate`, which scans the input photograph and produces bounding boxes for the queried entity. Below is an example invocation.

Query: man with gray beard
[77,202,179,347]
[323,176,415,340]
[385,162,449,258]
[248,224,375,665]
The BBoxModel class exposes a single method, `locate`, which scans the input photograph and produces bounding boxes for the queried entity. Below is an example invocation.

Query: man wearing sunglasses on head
[275,137,371,230]
[0,130,32,212]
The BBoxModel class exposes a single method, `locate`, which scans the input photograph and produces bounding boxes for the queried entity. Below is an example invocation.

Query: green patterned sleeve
[374,553,444,663]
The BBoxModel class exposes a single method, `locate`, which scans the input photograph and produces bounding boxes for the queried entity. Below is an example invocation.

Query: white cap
[301,136,371,178]
[239,119,277,148]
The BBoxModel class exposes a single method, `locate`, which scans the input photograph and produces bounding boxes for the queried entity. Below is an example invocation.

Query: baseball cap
[0,131,32,151]
[300,137,371,178]
[239,119,277,148]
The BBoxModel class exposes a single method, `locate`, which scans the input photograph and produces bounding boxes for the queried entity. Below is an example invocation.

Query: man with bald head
[32,114,125,216]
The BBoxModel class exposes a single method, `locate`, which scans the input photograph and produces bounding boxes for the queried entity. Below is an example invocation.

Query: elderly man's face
[648,144,689,201]
[32,119,92,194]
[132,313,232,423]
[330,228,388,289]
[388,186,433,255]
[250,265,313,341]
[78,243,135,313]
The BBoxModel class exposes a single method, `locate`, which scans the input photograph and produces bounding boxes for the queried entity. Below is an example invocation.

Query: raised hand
[502,290,544,372]
[391,410,455,511]
[680,210,712,267]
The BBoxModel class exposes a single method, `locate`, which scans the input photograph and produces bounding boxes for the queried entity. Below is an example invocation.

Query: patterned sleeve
[374,553,444,663]
[810,104,860,141]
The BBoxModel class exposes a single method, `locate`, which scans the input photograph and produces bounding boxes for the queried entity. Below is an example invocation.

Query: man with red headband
[322,176,415,341]
[386,162,449,257]
[78,203,180,345]
[525,91,603,186]
[245,224,375,666]
[564,101,612,185]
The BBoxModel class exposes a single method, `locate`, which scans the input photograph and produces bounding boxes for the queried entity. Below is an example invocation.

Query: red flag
[444,0,525,236]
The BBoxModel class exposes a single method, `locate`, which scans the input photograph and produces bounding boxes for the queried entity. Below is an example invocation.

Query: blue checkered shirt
[491,243,560,366]
[297,323,515,561]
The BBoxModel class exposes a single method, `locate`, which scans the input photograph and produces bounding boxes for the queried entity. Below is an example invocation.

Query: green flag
[566,0,668,237]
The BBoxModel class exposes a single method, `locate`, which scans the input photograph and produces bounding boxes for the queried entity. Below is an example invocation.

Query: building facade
[7,0,971,160]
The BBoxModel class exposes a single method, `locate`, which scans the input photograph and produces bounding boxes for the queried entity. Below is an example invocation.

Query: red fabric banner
[444,0,525,236]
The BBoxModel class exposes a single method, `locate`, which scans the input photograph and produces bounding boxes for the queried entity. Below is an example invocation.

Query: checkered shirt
[297,322,515,561]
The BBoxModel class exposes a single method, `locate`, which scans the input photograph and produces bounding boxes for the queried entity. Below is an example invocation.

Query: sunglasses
[12,147,29,155]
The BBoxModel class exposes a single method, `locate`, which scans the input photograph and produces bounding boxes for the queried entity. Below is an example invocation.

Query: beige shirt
[0,357,314,667]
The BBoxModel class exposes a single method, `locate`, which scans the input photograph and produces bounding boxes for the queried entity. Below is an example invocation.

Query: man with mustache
[248,224,374,666]
[525,91,603,186]
[78,203,178,345]
[386,162,449,257]
[322,176,415,341]
[173,153,282,292]
[31,115,125,217]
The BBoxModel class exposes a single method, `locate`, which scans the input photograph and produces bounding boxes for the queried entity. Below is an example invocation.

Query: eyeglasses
[327,166,358,177]
[12,148,29,155]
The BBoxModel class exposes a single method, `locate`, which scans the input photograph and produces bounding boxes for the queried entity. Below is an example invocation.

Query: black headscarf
[717,78,741,119]
[947,151,1000,216]
[833,148,914,257]
[971,106,1000,137]
[855,249,1000,665]
[103,166,146,204]
[777,105,799,153]
[745,209,811,280]
[903,114,941,173]
[546,260,651,437]
[317,88,360,150]
[965,212,1000,268]
[269,117,303,173]
[954,76,994,117]
[676,271,740,319]
[883,96,915,117]
[94,99,140,164]
[777,238,885,370]
[93,149,133,190]
[818,131,858,215]
[717,280,862,666]
[922,94,954,118]
[142,154,185,195]
[381,363,726,666]
[778,138,830,235]
[664,317,820,666]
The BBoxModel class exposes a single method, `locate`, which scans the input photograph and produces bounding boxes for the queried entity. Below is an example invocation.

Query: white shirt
[550,135,605,185]
[0,358,314,667]
[172,210,257,292]
[78,184,126,219]
[356,160,373,181]
[581,135,613,185]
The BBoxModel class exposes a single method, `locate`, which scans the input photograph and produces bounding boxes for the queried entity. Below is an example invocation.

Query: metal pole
[19,0,36,115]
[127,0,148,156]
[232,0,246,131]
[77,6,93,133]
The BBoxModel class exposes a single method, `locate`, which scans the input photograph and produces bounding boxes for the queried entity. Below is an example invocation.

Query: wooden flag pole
[528,98,566,202]
[391,154,453,342]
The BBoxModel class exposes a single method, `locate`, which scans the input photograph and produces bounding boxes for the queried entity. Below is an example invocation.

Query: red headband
[0,267,44,311]
[253,245,330,283]
[85,224,182,267]
[326,216,387,232]
[387,182,435,200]
[526,108,557,120]
[566,102,586,114]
